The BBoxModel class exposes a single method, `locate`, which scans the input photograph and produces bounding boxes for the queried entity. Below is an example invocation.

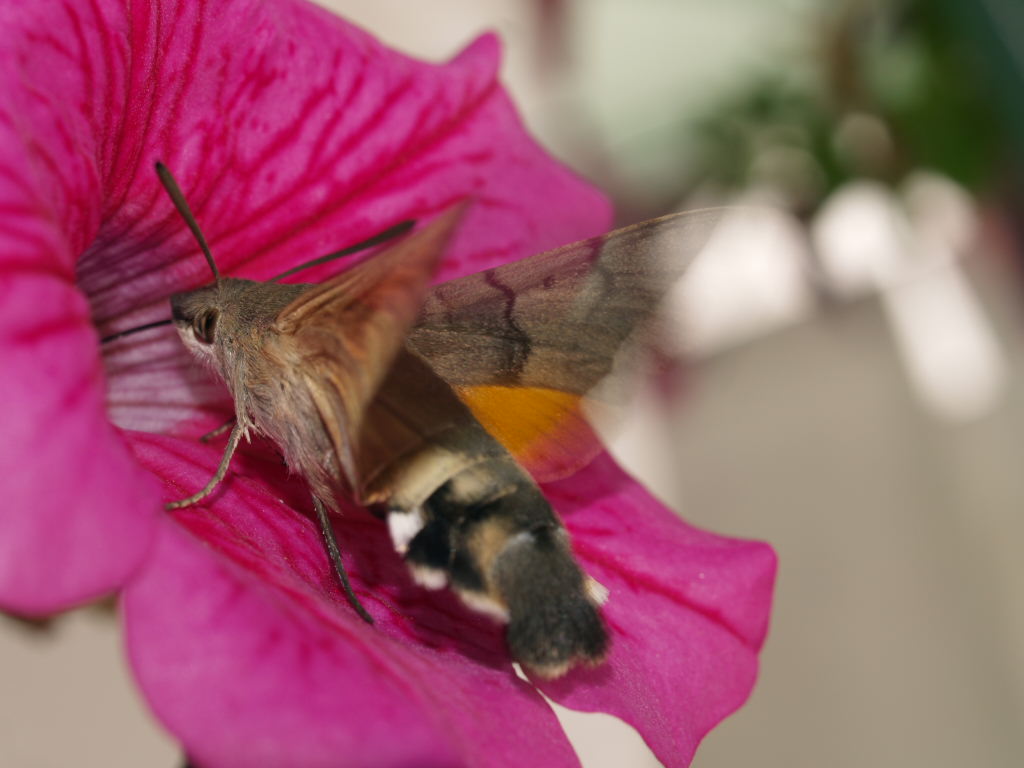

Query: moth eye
[192,310,218,344]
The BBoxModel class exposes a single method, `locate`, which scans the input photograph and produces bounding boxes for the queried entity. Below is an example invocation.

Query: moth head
[170,281,226,369]
[170,278,306,374]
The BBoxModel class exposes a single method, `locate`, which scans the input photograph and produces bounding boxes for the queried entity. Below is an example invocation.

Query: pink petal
[125,434,580,768]
[1,0,609,610]
[0,2,162,613]
[535,454,777,767]
[0,279,161,612]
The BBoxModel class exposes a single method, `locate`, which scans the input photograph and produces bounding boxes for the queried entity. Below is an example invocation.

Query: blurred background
[3,0,1022,765]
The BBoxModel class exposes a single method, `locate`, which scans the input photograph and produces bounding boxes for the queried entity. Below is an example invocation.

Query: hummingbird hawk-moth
[126,162,718,678]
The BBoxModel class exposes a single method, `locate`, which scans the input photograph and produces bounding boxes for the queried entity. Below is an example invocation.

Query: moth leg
[199,417,236,443]
[312,496,374,624]
[166,423,245,510]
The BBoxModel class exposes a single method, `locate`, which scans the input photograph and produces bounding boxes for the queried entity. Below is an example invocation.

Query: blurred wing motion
[266,205,721,674]
[159,142,722,675]
[408,209,721,480]
[275,205,467,489]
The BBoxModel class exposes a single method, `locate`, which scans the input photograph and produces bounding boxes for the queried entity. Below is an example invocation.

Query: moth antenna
[155,161,221,283]
[270,219,416,282]
[100,318,174,344]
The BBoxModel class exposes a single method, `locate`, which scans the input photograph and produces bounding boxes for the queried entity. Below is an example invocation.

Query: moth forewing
[406,208,724,481]
[270,203,469,495]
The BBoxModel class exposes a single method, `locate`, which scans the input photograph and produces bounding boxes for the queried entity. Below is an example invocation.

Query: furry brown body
[169,210,611,676]
[164,179,719,676]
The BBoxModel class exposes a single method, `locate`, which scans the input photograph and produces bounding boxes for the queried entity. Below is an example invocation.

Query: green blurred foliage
[687,0,1007,211]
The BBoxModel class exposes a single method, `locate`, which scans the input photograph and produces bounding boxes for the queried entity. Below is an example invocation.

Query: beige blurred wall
[0,609,178,767]
[622,257,1024,767]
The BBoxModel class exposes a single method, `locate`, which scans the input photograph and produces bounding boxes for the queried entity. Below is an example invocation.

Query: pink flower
[0,1,776,766]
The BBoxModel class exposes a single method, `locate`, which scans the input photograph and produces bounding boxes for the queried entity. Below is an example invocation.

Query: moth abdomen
[493,523,608,678]
[400,466,609,677]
